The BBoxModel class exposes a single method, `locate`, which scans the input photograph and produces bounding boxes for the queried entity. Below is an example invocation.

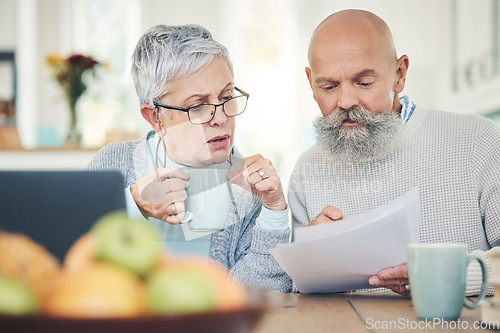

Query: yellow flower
[101,61,112,70]
[45,53,64,67]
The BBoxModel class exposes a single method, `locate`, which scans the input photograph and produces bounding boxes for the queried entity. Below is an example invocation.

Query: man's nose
[337,85,359,110]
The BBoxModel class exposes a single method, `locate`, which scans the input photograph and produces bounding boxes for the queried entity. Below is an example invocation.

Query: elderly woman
[86,24,291,292]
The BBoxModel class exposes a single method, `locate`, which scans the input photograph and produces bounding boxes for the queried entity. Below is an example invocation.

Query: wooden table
[252,292,497,333]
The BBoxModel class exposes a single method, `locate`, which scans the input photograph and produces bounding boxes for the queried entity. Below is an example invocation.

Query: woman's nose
[209,104,228,125]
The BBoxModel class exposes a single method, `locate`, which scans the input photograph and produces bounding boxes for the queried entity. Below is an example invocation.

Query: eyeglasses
[154,87,249,125]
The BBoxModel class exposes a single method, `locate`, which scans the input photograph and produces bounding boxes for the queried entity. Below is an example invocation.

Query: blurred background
[1,0,499,192]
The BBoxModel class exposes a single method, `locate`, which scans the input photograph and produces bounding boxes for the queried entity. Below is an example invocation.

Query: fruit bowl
[0,304,266,333]
[0,212,268,332]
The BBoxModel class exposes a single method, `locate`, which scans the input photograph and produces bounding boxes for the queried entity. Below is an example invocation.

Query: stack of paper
[271,188,420,293]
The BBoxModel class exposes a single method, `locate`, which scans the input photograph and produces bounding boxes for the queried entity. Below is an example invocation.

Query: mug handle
[463,253,489,309]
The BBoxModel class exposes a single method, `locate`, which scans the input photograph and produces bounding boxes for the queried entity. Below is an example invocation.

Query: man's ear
[394,55,409,93]
[140,104,162,132]
[305,67,317,101]
[305,67,313,89]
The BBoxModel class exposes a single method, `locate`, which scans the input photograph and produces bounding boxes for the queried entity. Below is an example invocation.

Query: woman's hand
[130,166,190,224]
[228,154,286,211]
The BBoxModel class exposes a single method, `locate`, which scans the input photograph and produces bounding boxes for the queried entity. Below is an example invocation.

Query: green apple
[0,275,39,315]
[91,210,162,276]
[146,268,216,314]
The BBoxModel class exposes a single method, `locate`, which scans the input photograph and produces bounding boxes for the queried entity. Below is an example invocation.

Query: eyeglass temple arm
[154,103,189,113]
[235,86,249,98]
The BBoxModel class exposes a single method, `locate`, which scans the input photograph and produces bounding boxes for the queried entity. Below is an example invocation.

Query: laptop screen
[0,170,126,262]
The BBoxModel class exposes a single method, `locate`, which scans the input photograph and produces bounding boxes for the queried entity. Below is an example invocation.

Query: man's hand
[369,263,410,297]
[307,206,345,226]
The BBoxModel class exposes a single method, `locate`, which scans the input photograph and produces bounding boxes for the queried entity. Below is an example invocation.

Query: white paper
[270,188,420,293]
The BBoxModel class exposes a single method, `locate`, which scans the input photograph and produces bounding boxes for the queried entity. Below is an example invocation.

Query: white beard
[314,106,402,162]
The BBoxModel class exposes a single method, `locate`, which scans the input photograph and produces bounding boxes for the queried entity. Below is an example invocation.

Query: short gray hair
[131,24,232,106]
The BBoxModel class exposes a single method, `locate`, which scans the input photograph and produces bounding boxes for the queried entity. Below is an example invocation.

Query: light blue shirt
[124,131,289,256]
[399,95,416,126]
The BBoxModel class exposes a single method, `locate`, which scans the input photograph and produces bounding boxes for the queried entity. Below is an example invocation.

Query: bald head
[305,9,409,118]
[308,9,396,65]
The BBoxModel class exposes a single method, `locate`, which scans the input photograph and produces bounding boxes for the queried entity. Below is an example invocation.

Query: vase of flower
[46,53,101,147]
[67,97,81,146]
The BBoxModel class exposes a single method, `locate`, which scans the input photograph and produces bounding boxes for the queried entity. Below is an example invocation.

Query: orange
[153,250,172,270]
[43,262,145,318]
[62,233,96,275]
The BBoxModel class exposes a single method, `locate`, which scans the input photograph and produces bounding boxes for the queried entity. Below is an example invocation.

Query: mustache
[313,105,401,162]
[326,106,378,127]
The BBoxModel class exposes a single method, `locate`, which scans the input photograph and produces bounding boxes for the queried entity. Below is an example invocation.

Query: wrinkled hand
[307,206,345,226]
[369,263,410,297]
[130,166,189,224]
[228,154,286,211]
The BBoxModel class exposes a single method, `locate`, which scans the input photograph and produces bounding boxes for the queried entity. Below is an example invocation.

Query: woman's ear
[141,104,162,132]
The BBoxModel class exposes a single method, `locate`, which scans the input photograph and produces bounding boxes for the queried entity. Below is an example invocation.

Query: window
[221,0,316,189]
[69,0,145,147]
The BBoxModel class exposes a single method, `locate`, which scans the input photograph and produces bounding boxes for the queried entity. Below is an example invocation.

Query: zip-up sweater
[87,136,292,292]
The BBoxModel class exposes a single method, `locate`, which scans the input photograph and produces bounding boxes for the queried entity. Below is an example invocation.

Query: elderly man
[288,9,500,296]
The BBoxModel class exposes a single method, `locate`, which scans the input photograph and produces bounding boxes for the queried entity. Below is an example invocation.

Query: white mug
[181,168,231,232]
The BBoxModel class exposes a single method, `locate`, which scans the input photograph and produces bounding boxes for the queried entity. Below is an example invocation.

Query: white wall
[0,0,16,49]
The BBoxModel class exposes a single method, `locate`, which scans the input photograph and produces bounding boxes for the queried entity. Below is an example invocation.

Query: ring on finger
[171,202,176,216]
[404,284,410,292]
[258,170,265,178]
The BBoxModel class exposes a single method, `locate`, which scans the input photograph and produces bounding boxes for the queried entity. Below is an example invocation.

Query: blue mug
[408,243,488,320]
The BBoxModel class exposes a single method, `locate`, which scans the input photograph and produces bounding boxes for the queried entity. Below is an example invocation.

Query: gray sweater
[289,105,500,295]
[86,133,292,292]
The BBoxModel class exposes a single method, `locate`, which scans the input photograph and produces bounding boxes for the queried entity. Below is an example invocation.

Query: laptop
[0,170,127,262]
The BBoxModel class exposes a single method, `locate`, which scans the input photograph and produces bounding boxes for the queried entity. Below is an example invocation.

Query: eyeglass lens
[188,95,247,124]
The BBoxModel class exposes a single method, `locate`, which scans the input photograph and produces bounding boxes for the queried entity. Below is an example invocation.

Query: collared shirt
[399,95,416,126]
